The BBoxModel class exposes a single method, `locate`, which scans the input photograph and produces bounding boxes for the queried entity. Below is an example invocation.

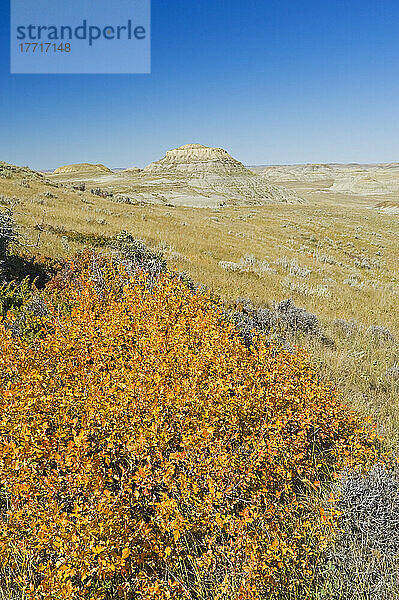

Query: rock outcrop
[144,144,251,176]
[48,145,305,207]
[260,162,399,196]
[139,144,303,205]
[260,164,336,182]
[375,200,399,214]
[329,171,399,195]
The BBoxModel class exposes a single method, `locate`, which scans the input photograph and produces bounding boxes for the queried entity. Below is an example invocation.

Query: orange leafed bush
[0,254,382,599]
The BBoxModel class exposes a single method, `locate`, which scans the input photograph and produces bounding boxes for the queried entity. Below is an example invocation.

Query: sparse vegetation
[91,187,114,199]
[316,461,399,599]
[0,207,18,269]
[225,297,333,350]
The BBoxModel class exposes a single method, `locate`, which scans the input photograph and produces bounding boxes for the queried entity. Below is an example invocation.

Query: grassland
[1,164,398,451]
[1,160,399,598]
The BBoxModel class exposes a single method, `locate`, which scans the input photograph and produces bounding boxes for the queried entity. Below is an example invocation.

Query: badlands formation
[143,143,250,176]
[46,146,399,210]
[49,144,303,207]
[260,162,399,196]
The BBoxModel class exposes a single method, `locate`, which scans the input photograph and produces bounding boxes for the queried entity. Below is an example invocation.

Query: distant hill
[52,163,112,175]
[0,160,50,182]
[143,143,251,176]
[47,144,304,207]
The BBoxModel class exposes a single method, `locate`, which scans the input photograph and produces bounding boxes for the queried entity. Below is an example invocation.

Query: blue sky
[1,0,399,170]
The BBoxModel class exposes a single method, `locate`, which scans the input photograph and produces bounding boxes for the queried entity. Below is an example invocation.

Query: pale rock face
[53,163,112,175]
[141,144,303,204]
[261,164,336,183]
[376,200,399,214]
[144,144,251,176]
[261,163,399,196]
[329,173,399,195]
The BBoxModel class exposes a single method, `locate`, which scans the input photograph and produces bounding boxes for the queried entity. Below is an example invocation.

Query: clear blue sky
[1,0,399,170]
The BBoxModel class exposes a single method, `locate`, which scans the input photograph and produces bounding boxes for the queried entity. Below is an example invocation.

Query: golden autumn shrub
[0,255,382,599]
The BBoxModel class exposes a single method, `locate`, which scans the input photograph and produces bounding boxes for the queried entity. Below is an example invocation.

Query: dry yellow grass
[1,164,399,448]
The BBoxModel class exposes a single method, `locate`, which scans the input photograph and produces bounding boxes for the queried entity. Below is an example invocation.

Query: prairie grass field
[0,161,399,598]
[3,166,398,448]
